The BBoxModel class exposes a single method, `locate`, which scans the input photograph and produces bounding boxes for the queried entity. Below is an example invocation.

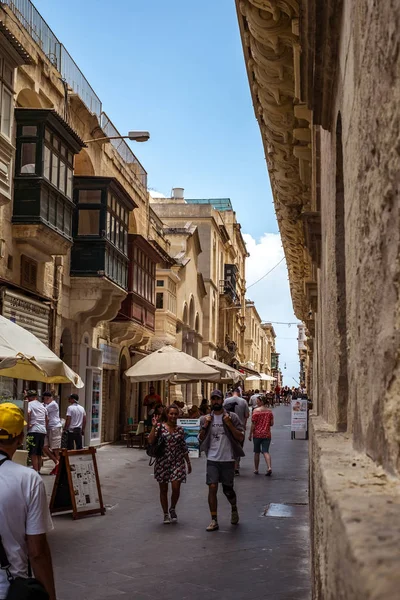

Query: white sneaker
[163,513,171,524]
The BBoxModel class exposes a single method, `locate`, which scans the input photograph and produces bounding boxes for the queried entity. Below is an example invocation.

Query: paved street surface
[43,406,310,600]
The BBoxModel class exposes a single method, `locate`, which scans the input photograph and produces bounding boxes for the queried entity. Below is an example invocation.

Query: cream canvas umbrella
[246,373,276,382]
[125,345,220,382]
[200,356,243,383]
[0,315,83,387]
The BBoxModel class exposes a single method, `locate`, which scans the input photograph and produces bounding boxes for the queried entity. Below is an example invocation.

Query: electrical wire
[247,257,285,289]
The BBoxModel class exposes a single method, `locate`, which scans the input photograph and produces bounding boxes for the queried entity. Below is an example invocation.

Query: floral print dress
[154,424,188,483]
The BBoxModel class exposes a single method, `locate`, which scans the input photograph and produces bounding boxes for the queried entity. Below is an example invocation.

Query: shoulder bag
[145,424,166,466]
[0,456,49,600]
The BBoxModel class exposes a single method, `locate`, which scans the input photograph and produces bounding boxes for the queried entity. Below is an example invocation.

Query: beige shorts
[45,426,62,450]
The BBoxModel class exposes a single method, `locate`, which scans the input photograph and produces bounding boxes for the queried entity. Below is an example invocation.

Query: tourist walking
[42,391,62,474]
[199,390,245,532]
[26,390,47,473]
[65,394,86,450]
[148,404,192,524]
[0,403,56,600]
[224,390,249,475]
[249,396,274,475]
[249,389,260,409]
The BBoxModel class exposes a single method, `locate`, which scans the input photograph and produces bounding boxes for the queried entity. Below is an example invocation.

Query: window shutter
[21,256,38,290]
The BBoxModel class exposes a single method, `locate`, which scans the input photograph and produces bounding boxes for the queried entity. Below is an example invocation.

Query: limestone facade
[237,0,400,598]
[244,304,276,391]
[0,2,168,444]
[150,193,249,384]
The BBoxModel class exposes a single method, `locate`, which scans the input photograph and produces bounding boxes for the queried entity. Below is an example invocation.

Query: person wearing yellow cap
[0,403,56,600]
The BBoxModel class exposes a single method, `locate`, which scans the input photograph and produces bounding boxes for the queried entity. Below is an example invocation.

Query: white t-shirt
[250,394,260,409]
[27,400,47,434]
[66,403,86,430]
[0,457,53,599]
[45,400,62,429]
[206,413,235,462]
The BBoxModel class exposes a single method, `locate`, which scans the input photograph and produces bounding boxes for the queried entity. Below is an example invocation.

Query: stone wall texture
[311,0,400,597]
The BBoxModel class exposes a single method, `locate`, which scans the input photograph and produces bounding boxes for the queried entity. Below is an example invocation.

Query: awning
[238,364,261,377]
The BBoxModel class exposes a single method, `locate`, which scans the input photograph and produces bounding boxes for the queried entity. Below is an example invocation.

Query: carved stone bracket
[69,277,126,328]
[302,210,322,267]
[236,0,311,321]
[305,280,318,313]
[109,321,151,347]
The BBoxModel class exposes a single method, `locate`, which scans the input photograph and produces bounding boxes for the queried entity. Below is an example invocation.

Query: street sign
[178,418,200,458]
[50,447,105,519]
[291,398,308,434]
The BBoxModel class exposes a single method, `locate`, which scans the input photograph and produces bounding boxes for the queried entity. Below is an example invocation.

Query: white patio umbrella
[124,345,220,382]
[246,373,276,382]
[200,356,243,383]
[0,315,83,387]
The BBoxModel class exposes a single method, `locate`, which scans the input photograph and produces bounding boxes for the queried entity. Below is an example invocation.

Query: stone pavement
[42,405,310,600]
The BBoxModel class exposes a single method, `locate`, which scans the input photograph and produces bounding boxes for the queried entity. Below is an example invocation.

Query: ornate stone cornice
[236,0,312,320]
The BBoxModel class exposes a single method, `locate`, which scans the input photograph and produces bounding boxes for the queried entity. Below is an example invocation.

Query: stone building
[153,221,206,406]
[0,1,171,444]
[151,191,254,391]
[244,302,276,391]
[297,323,307,389]
[237,0,400,597]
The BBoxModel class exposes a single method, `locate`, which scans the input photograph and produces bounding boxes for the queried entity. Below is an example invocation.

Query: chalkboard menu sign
[50,448,105,519]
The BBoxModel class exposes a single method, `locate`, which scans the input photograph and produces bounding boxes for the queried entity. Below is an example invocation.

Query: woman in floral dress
[148,404,192,524]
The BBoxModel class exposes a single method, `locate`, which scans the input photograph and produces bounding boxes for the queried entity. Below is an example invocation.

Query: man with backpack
[223,390,249,475]
[0,402,56,600]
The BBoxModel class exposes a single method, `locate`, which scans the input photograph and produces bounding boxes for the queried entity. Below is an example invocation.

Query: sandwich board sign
[50,447,105,519]
[290,398,308,439]
[178,418,200,458]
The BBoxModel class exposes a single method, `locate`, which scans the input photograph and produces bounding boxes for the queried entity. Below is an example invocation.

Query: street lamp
[84,131,150,144]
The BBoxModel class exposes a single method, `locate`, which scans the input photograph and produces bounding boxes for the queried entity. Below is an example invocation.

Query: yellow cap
[0,403,26,439]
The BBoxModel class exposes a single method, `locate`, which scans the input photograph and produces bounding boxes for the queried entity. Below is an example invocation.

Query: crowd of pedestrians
[147,384,285,529]
[25,391,86,474]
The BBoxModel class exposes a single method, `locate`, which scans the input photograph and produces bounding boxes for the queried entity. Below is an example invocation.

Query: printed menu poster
[291,399,308,432]
[68,453,100,512]
[178,418,200,458]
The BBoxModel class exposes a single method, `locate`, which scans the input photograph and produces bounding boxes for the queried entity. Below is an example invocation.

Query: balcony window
[0,59,14,142]
[106,192,129,254]
[13,109,85,242]
[77,209,100,236]
[71,176,137,290]
[20,143,37,173]
[156,292,164,309]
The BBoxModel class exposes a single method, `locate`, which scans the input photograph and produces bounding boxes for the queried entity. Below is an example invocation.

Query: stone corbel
[305,315,315,338]
[69,278,126,327]
[305,280,318,313]
[109,321,151,346]
[301,210,322,267]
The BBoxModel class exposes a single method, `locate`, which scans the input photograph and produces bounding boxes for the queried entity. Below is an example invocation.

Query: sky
[32,0,301,386]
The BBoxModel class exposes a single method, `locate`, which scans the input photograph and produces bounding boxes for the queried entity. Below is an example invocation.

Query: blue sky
[33,0,300,386]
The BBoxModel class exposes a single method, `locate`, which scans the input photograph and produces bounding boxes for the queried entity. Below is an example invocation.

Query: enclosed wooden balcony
[12,108,85,261]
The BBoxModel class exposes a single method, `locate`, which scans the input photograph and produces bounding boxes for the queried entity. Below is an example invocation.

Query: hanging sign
[50,447,105,519]
[290,398,308,432]
[178,418,200,458]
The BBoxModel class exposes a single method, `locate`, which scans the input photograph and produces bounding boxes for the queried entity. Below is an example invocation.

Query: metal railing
[219,279,239,304]
[3,0,60,65]
[2,0,102,117]
[60,45,101,117]
[101,113,148,189]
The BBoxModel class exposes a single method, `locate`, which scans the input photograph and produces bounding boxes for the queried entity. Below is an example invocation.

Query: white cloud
[243,232,302,388]
[149,189,167,199]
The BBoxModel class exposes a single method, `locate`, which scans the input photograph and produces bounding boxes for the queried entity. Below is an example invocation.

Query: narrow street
[43,406,310,600]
